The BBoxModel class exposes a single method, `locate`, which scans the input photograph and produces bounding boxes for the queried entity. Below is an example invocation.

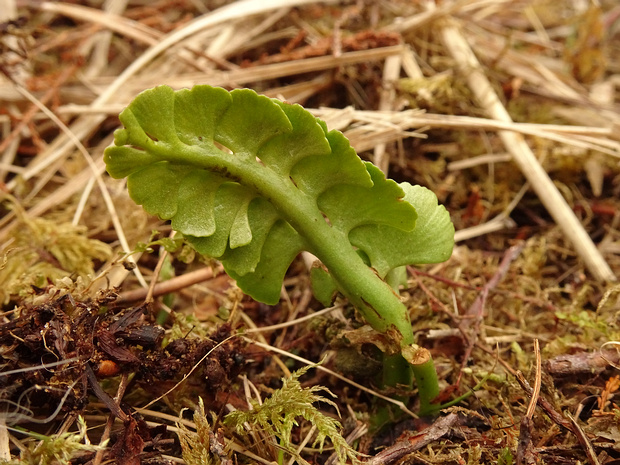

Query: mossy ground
[1,1,620,463]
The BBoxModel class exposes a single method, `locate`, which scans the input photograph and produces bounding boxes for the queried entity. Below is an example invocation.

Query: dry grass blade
[438,14,615,282]
[7,84,146,287]
[127,45,406,92]
[40,2,161,46]
[89,0,338,105]
[516,339,541,465]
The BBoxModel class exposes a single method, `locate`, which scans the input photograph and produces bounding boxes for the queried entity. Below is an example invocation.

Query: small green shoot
[177,398,224,465]
[104,84,454,415]
[0,417,102,465]
[498,446,514,465]
[223,364,360,464]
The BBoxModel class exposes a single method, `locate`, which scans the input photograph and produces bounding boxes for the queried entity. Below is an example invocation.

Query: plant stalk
[171,142,442,412]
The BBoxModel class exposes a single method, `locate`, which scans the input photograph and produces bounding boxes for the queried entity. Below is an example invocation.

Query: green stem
[402,347,440,416]
[383,353,413,389]
[174,145,441,413]
[180,146,412,339]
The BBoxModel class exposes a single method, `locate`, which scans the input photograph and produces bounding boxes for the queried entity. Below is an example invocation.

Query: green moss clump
[0,199,111,304]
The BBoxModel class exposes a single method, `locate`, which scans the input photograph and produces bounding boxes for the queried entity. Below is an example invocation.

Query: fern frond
[104,85,453,307]
[2,417,102,465]
[224,364,360,464]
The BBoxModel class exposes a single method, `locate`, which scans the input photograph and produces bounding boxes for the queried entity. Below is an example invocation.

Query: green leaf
[185,183,256,258]
[318,162,416,232]
[105,85,453,307]
[349,183,455,278]
[310,263,339,307]
[226,219,305,303]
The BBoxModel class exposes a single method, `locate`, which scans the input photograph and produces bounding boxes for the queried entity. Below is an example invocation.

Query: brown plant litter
[1,0,620,463]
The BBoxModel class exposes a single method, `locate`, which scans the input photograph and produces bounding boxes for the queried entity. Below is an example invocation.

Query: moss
[0,197,111,304]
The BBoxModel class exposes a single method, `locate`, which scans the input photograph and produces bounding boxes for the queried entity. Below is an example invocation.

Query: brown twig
[88,369,131,465]
[510,343,600,465]
[527,340,542,420]
[116,267,216,304]
[144,233,176,304]
[566,412,601,465]
[365,413,460,465]
[475,342,573,431]
[463,243,525,326]
[516,339,541,465]
[545,350,620,377]
[454,243,523,388]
